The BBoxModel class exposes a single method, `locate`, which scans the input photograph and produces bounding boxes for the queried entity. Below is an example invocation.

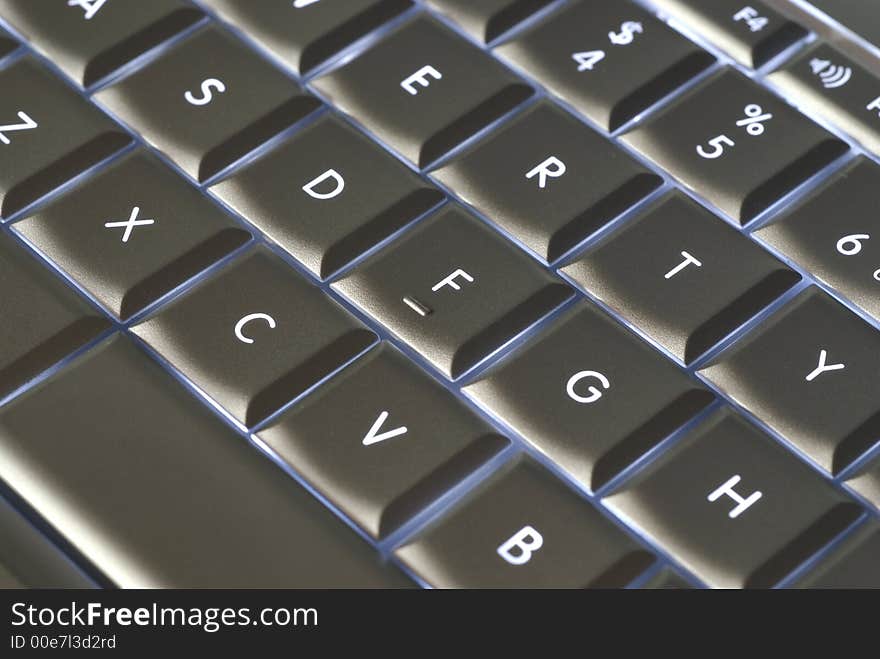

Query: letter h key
[707,474,762,519]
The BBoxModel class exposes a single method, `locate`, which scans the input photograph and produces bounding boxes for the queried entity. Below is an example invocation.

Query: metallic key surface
[621,69,848,224]
[95,25,321,182]
[203,0,412,75]
[15,150,252,320]
[0,57,130,218]
[792,522,880,588]
[332,206,573,379]
[650,0,806,68]
[313,15,533,168]
[433,101,662,262]
[257,343,510,539]
[212,115,442,279]
[604,409,863,588]
[133,246,376,427]
[700,289,880,475]
[0,232,110,401]
[0,0,204,86]
[563,192,801,363]
[465,303,714,491]
[755,157,880,323]
[0,336,411,588]
[397,457,655,588]
[496,0,715,131]
[426,0,556,43]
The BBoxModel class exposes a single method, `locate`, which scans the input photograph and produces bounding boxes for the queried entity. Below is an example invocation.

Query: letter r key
[526,156,566,189]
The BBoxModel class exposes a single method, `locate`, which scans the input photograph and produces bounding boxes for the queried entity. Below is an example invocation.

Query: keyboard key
[562,192,800,363]
[604,409,863,588]
[203,0,411,75]
[432,101,662,262]
[0,0,203,86]
[257,343,509,539]
[621,70,848,225]
[793,522,880,588]
[754,157,880,322]
[15,150,252,320]
[495,0,714,131]
[95,26,321,182]
[0,57,130,219]
[426,0,555,43]
[0,336,411,587]
[700,289,880,475]
[312,16,533,168]
[396,458,655,588]
[464,303,714,491]
[769,43,880,157]
[212,114,443,279]
[651,0,806,69]
[0,24,17,59]
[801,0,880,52]
[0,564,19,588]
[133,247,376,427]
[332,206,573,379]
[641,567,695,589]
[846,457,880,509]
[0,233,110,400]
[1,493,94,588]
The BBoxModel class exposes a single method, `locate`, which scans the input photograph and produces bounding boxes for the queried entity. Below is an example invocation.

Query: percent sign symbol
[736,104,773,136]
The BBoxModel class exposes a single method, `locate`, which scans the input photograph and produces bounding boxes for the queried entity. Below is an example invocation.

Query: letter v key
[362,410,407,446]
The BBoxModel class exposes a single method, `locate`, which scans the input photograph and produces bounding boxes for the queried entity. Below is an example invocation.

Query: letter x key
[104,206,154,243]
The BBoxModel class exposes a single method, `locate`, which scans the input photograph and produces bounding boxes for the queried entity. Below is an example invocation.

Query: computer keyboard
[792,0,880,54]
[0,0,878,589]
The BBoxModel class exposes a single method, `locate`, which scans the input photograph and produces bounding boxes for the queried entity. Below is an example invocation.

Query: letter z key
[0,58,130,218]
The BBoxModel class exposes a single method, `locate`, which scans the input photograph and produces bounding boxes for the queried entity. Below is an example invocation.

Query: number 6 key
[755,157,880,322]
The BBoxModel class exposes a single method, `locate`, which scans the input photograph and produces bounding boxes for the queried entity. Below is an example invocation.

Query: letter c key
[234,313,277,344]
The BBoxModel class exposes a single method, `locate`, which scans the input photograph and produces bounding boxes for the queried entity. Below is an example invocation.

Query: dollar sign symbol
[609,21,643,46]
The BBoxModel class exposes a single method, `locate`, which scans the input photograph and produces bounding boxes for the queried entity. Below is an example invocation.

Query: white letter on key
[68,0,107,20]
[665,251,702,280]
[0,111,37,145]
[497,526,543,565]
[525,156,567,189]
[302,169,345,200]
[432,269,474,292]
[708,475,762,519]
[805,349,845,382]
[401,65,442,95]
